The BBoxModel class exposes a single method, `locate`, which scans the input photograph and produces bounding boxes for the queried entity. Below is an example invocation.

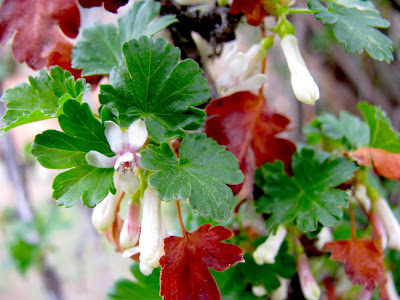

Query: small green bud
[275,19,295,38]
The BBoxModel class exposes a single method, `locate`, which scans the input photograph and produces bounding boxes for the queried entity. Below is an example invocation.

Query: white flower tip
[122,246,140,258]
[253,247,276,265]
[374,197,400,251]
[128,119,148,152]
[140,262,154,276]
[86,151,115,168]
[304,282,321,300]
[252,285,267,297]
[104,121,124,154]
[91,195,117,232]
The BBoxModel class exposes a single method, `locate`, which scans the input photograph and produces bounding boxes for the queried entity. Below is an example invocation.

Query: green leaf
[32,100,115,207]
[72,0,177,76]
[140,133,244,221]
[0,66,89,134]
[318,112,369,148]
[256,148,358,232]
[331,0,378,12]
[358,101,400,153]
[107,263,161,300]
[99,36,210,142]
[308,0,393,62]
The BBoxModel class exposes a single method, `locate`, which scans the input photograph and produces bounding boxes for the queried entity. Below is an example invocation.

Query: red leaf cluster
[230,0,267,26]
[206,91,296,196]
[350,147,400,180]
[323,237,387,296]
[160,224,244,300]
[78,0,129,13]
[0,0,80,73]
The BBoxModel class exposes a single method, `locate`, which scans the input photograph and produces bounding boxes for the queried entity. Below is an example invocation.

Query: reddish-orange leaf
[323,237,386,293]
[78,0,129,13]
[350,147,400,180]
[230,0,267,26]
[0,0,80,70]
[206,91,296,195]
[160,224,244,300]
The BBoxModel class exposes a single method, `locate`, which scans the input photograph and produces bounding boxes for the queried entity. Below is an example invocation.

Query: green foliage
[304,111,369,149]
[358,102,400,153]
[99,36,210,142]
[256,148,358,232]
[107,263,161,300]
[308,0,393,62]
[140,133,244,221]
[32,100,115,207]
[72,0,177,76]
[214,242,296,297]
[0,66,89,134]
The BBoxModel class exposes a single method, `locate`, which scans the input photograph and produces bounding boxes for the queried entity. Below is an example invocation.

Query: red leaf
[160,224,244,300]
[350,147,400,180]
[230,0,267,26]
[78,0,129,13]
[206,91,296,195]
[0,0,80,70]
[323,237,386,293]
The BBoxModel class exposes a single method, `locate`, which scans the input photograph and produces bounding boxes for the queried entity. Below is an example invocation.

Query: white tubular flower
[373,197,400,251]
[297,251,321,300]
[139,187,165,275]
[271,277,290,300]
[253,225,287,265]
[353,184,371,212]
[91,173,121,232]
[120,200,141,249]
[85,119,147,174]
[315,227,333,251]
[385,271,400,300]
[217,43,267,95]
[252,285,267,297]
[280,34,319,105]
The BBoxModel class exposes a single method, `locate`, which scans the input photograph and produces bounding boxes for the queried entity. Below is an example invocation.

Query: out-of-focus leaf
[206,91,295,195]
[107,263,161,299]
[160,224,244,300]
[0,0,80,71]
[256,148,357,232]
[78,0,129,13]
[229,0,267,26]
[72,0,177,76]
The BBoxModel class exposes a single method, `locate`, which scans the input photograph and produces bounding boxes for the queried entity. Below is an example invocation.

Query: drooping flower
[253,225,287,265]
[373,197,400,251]
[280,34,319,105]
[85,119,148,174]
[91,173,121,232]
[139,187,165,275]
[120,199,141,249]
[217,42,268,95]
[271,277,290,300]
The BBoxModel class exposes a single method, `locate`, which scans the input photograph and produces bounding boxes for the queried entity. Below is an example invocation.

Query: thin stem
[349,202,356,239]
[115,191,125,213]
[288,8,316,14]
[176,200,187,236]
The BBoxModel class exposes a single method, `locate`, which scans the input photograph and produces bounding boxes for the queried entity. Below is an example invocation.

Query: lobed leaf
[140,133,244,221]
[358,102,400,153]
[100,36,210,142]
[160,224,244,300]
[0,66,89,135]
[308,0,393,62]
[32,100,115,207]
[72,0,177,76]
[78,0,129,13]
[0,0,80,71]
[256,148,358,232]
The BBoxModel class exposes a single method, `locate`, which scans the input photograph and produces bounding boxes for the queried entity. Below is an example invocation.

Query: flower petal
[105,121,124,154]
[119,172,140,195]
[128,119,148,152]
[86,151,115,168]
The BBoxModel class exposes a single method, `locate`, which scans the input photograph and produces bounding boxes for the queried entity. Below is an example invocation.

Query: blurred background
[0,0,399,299]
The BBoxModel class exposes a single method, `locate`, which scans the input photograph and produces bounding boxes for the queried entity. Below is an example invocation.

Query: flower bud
[138,187,165,275]
[253,225,287,265]
[252,285,267,297]
[296,239,321,300]
[373,197,400,251]
[271,277,290,300]
[119,172,140,195]
[281,34,319,105]
[315,227,333,251]
[120,200,141,249]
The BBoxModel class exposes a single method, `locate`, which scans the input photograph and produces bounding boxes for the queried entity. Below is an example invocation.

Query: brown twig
[176,200,187,236]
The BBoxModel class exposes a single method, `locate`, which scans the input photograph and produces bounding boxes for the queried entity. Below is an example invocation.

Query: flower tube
[253,225,287,265]
[373,197,400,251]
[280,34,319,105]
[120,200,141,249]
